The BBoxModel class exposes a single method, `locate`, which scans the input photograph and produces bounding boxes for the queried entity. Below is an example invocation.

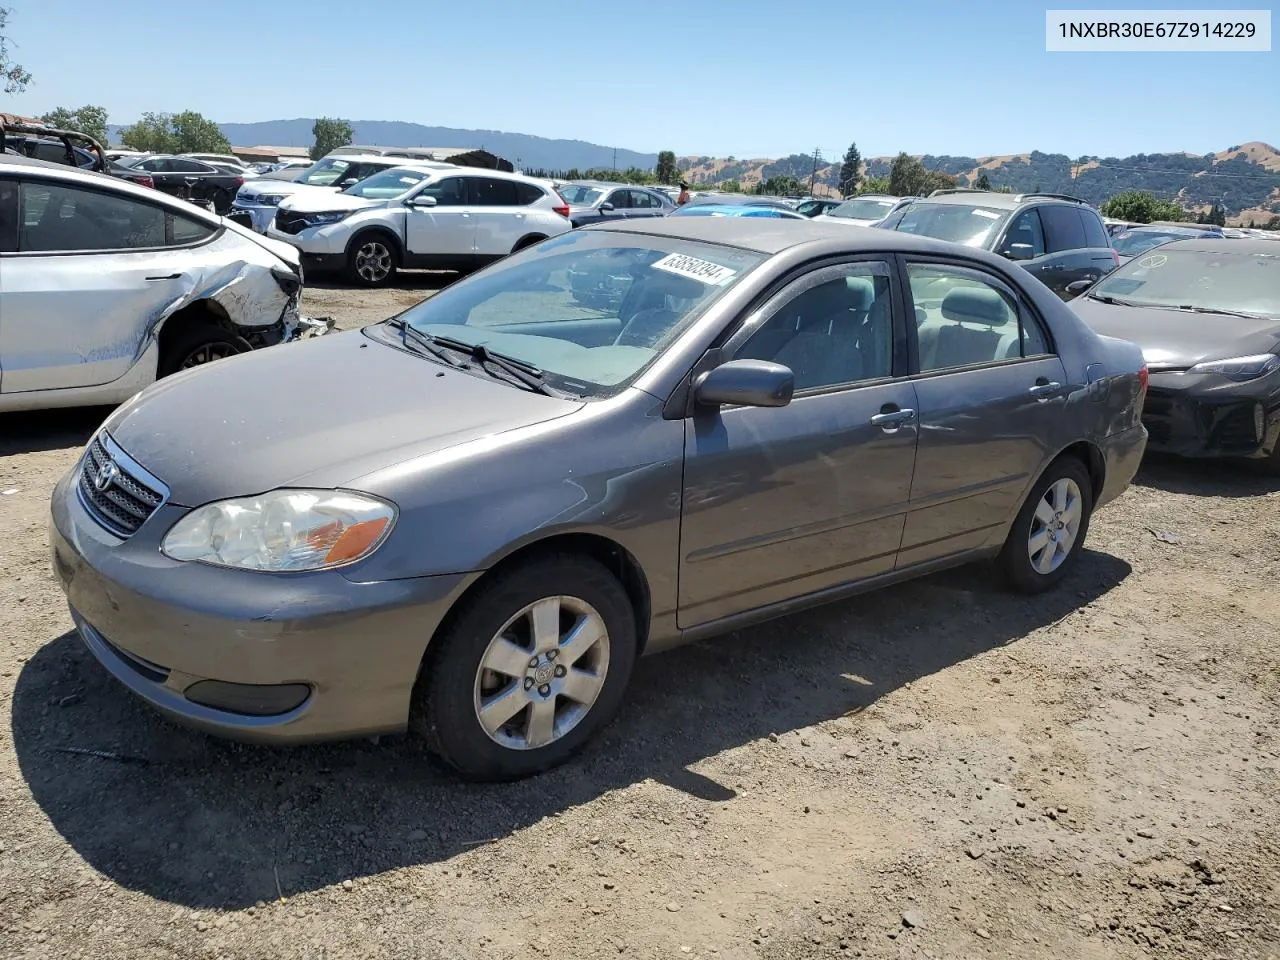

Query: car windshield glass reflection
[828,199,895,220]
[1112,230,1201,257]
[344,169,429,199]
[1091,247,1280,316]
[886,202,1005,246]
[392,232,764,396]
[559,186,604,205]
[296,159,353,186]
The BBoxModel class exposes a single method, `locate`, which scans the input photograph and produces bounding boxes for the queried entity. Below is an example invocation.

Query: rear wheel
[999,457,1094,593]
[346,234,398,287]
[158,322,247,378]
[511,234,547,254]
[410,554,637,781]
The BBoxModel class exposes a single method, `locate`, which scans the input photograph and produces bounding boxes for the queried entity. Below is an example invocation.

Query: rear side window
[170,211,216,245]
[18,181,165,252]
[1079,209,1111,249]
[0,178,17,252]
[471,178,520,206]
[1039,205,1087,253]
[630,190,660,209]
[514,182,545,205]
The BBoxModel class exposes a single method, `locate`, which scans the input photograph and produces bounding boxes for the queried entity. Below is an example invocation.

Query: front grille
[274,209,310,235]
[76,434,165,538]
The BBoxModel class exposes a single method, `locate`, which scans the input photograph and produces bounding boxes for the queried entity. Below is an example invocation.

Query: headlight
[162,489,396,572]
[305,211,351,226]
[256,194,285,207]
[1187,354,1280,382]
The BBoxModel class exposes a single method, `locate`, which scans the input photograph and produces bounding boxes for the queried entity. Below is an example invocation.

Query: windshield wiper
[1089,293,1147,307]
[425,334,570,397]
[1175,305,1264,320]
[386,318,466,368]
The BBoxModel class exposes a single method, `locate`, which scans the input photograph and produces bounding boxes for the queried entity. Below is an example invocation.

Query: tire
[999,456,1094,594]
[158,322,248,378]
[410,553,637,781]
[346,233,399,287]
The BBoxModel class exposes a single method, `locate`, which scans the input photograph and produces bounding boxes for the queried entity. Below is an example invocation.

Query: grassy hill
[679,142,1280,223]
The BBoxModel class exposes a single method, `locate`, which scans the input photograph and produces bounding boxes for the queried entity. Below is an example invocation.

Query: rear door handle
[1028,381,1062,399]
[145,273,182,281]
[870,408,916,429]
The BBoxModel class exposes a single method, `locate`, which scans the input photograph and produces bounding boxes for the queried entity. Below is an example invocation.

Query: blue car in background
[669,203,806,219]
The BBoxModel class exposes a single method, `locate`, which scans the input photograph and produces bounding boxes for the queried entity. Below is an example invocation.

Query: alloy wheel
[355,241,392,283]
[179,343,237,369]
[473,596,611,751]
[1027,477,1083,575]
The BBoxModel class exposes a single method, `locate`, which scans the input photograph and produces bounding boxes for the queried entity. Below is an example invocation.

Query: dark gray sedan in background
[1071,238,1280,471]
[558,180,674,227]
[50,219,1148,780]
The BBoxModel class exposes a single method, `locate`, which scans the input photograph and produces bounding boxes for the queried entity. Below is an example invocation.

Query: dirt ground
[1,278,1278,960]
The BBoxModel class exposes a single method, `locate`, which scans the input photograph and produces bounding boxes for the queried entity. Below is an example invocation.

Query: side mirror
[1003,243,1035,262]
[1065,279,1096,295]
[407,194,437,207]
[338,178,359,188]
[694,360,794,409]
[599,202,615,212]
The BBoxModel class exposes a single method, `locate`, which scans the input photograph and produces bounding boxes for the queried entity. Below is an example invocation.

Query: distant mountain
[679,142,1280,223]
[105,118,657,173]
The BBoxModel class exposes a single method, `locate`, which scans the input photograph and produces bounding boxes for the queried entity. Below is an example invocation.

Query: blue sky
[3,0,1276,159]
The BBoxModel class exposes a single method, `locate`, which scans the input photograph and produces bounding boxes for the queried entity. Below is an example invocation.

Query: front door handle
[1028,380,1062,399]
[870,407,917,429]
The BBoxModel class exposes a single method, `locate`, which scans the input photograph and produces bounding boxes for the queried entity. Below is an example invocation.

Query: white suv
[267,166,573,286]
[231,154,454,233]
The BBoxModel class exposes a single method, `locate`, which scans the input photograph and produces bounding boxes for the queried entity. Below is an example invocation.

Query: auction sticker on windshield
[652,252,738,286]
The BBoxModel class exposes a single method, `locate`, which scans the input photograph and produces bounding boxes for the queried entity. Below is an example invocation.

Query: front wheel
[346,235,398,287]
[410,554,637,781]
[999,457,1094,594]
[158,322,248,378]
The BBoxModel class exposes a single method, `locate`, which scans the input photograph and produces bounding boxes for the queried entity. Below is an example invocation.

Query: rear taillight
[552,191,570,218]
[236,176,245,188]
[137,175,155,189]
[1138,364,1149,394]
[1111,247,1120,267]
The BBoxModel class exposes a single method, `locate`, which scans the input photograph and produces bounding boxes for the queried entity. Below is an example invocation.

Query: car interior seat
[917,286,1013,370]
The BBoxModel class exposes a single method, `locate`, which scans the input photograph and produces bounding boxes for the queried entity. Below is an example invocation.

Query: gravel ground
[1,279,1277,960]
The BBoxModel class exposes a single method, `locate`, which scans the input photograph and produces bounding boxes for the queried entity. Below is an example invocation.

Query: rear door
[900,258,1071,566]
[404,175,475,261]
[627,189,666,219]
[1078,208,1119,283]
[1037,204,1091,298]
[0,177,206,393]
[470,177,529,257]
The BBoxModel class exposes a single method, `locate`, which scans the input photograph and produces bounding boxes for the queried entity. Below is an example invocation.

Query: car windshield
[296,158,358,187]
[828,198,896,220]
[1090,246,1280,317]
[883,201,1005,246]
[559,185,605,205]
[389,231,765,396]
[1112,229,1204,257]
[344,168,430,199]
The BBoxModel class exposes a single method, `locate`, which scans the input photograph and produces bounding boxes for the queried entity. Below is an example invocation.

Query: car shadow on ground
[12,552,1130,910]
[1133,452,1279,498]
[0,408,112,458]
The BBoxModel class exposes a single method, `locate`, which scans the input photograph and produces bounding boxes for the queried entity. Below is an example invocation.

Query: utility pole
[809,146,823,195]
[612,147,617,172]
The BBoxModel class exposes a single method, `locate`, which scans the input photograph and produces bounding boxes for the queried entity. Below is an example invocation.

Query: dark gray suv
[877,190,1119,300]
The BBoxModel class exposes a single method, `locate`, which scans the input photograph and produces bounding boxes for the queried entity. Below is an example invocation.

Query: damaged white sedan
[0,155,331,413]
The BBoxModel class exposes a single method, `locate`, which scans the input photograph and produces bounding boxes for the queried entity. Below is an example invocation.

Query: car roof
[1154,237,1280,255]
[676,204,802,217]
[590,215,994,257]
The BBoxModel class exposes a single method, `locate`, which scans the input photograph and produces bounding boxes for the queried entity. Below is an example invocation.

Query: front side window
[19,181,165,252]
[394,231,764,396]
[883,201,1006,247]
[908,264,1048,371]
[417,177,467,206]
[999,208,1046,258]
[605,191,631,210]
[736,263,894,391]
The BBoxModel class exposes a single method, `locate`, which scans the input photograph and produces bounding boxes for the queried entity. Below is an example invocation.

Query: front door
[405,175,475,261]
[0,178,194,393]
[899,259,1073,567]
[678,259,919,627]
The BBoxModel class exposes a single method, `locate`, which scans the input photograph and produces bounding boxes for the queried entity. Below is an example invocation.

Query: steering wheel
[614,308,679,348]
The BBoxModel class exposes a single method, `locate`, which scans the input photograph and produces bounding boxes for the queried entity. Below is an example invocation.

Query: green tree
[40,105,109,146]
[1100,190,1186,224]
[837,141,862,198]
[1266,215,1280,230]
[859,175,891,195]
[974,170,992,191]
[719,179,742,194]
[757,174,802,196]
[120,111,231,154]
[311,117,353,160]
[655,150,678,184]
[0,7,31,93]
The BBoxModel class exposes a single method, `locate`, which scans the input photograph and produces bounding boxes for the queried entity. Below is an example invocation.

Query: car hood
[279,191,386,214]
[1071,296,1280,368]
[238,181,335,201]
[102,330,584,506]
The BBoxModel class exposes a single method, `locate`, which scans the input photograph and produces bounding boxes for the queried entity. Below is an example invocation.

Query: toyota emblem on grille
[94,460,120,492]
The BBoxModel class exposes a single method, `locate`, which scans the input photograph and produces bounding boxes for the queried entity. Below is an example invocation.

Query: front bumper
[230,203,276,233]
[1142,371,1280,460]
[49,463,471,744]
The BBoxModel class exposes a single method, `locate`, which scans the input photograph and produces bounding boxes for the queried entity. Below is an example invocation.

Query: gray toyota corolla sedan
[50,219,1149,780]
